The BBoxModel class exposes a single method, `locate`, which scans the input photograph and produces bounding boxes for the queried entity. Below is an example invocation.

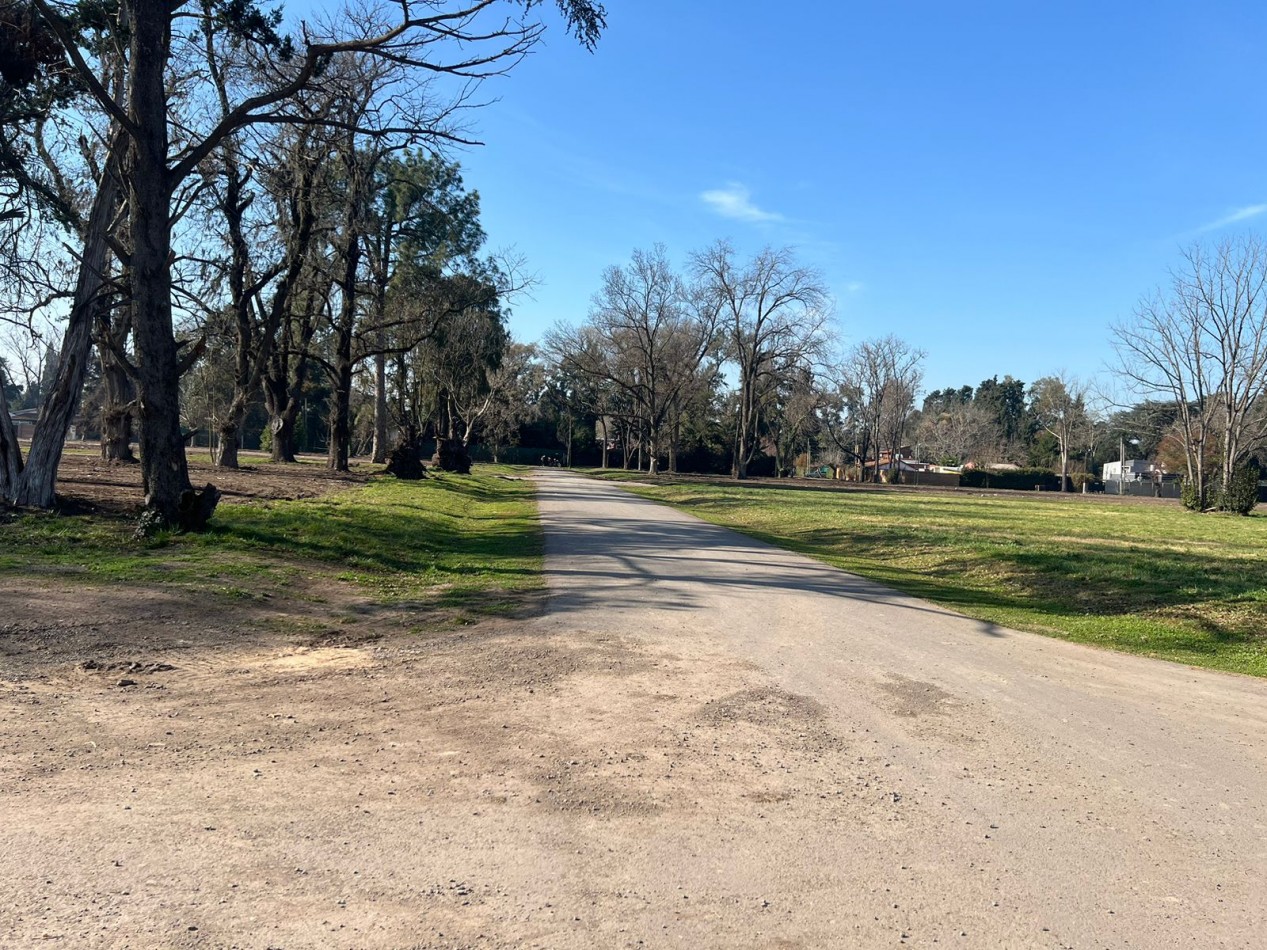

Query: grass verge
[0,467,542,625]
[589,472,1267,677]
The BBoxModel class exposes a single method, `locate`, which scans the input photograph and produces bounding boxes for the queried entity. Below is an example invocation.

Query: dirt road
[530,471,1267,948]
[2,470,1264,948]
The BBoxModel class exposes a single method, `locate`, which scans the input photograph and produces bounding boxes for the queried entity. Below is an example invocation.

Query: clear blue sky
[448,2,1267,393]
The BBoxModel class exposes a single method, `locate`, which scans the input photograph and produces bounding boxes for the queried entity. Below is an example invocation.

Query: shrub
[1214,466,1259,515]
[1180,477,1204,511]
[1068,472,1095,492]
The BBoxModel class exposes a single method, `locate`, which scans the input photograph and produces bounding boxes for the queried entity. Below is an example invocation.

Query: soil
[1,457,824,948]
[44,449,371,515]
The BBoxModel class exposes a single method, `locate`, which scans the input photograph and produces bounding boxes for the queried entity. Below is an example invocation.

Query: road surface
[529,470,1267,948]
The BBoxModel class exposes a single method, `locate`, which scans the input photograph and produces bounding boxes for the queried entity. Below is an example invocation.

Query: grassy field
[0,467,542,625]
[590,473,1267,677]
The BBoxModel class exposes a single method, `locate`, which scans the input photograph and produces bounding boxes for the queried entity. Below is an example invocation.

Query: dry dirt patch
[45,450,369,515]
[1,585,902,949]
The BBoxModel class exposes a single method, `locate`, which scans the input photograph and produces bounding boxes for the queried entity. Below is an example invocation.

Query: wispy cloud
[1197,203,1267,233]
[846,281,865,294]
[700,182,784,223]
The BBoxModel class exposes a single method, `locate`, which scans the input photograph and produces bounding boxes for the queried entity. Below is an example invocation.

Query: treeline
[0,0,605,527]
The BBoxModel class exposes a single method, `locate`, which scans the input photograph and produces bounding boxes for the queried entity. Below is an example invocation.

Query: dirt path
[2,470,1264,948]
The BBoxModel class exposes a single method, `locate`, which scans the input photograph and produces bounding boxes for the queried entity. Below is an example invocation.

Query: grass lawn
[589,472,1267,677]
[0,467,542,625]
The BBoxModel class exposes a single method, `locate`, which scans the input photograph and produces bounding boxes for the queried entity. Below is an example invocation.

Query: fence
[1104,479,1181,499]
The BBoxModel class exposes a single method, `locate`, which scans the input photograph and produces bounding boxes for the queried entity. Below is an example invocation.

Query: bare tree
[836,336,924,482]
[1113,236,1267,509]
[690,241,829,478]
[19,0,606,525]
[1030,372,1089,491]
[549,245,716,474]
[914,400,995,466]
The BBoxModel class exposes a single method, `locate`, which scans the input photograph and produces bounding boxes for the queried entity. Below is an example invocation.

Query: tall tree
[19,0,606,524]
[1030,373,1089,491]
[836,336,924,482]
[690,241,828,478]
[549,245,717,475]
[1114,236,1267,510]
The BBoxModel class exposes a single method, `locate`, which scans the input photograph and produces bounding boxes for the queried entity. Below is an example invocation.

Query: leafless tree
[835,336,924,482]
[1029,372,1089,491]
[690,241,829,478]
[1113,236,1267,509]
[17,0,605,525]
[549,245,717,474]
[914,400,995,466]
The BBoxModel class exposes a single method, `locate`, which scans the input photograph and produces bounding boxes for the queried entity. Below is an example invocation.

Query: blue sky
[449,1,1267,394]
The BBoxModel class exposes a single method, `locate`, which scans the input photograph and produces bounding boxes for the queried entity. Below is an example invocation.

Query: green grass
[589,472,1267,677]
[0,467,543,625]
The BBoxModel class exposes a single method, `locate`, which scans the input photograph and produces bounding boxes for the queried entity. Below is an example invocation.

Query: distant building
[9,408,38,440]
[1102,459,1158,482]
[1103,458,1180,498]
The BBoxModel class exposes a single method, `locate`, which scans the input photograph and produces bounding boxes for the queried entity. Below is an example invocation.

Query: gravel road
[531,470,1267,948]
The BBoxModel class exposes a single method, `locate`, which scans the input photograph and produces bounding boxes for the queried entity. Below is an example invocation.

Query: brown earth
[42,449,371,515]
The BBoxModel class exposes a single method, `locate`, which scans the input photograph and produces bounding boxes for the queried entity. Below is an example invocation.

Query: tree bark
[127,0,196,522]
[0,371,23,496]
[327,356,353,471]
[11,153,121,506]
[371,348,388,463]
[214,418,242,468]
[98,304,137,462]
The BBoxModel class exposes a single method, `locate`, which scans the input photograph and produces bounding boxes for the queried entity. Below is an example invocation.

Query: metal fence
[1104,478,1181,499]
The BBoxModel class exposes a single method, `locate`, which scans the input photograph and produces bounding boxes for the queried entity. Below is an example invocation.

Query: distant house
[9,408,38,440]
[1103,458,1180,498]
[860,452,959,487]
[1102,459,1158,482]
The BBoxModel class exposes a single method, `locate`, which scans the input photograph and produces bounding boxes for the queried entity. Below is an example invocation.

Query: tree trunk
[127,0,199,523]
[270,402,300,463]
[98,308,137,463]
[327,164,361,473]
[101,403,136,462]
[668,412,679,474]
[214,417,242,468]
[327,358,353,471]
[599,415,609,469]
[0,370,23,496]
[10,152,121,506]
[565,409,574,468]
[371,348,388,464]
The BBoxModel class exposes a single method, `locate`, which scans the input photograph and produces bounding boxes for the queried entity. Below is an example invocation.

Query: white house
[1102,459,1160,482]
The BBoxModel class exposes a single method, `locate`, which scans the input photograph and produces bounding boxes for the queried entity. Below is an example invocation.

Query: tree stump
[431,439,471,474]
[385,444,427,480]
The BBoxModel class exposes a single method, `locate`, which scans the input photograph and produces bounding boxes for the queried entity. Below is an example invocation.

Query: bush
[1068,472,1096,492]
[1214,466,1258,515]
[1180,477,1205,511]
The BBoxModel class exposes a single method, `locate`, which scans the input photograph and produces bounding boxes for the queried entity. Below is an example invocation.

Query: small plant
[1215,466,1259,515]
[1180,477,1206,511]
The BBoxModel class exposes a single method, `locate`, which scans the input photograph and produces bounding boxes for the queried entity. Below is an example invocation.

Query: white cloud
[700,182,784,223]
[1197,203,1267,233]
[846,281,865,294]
